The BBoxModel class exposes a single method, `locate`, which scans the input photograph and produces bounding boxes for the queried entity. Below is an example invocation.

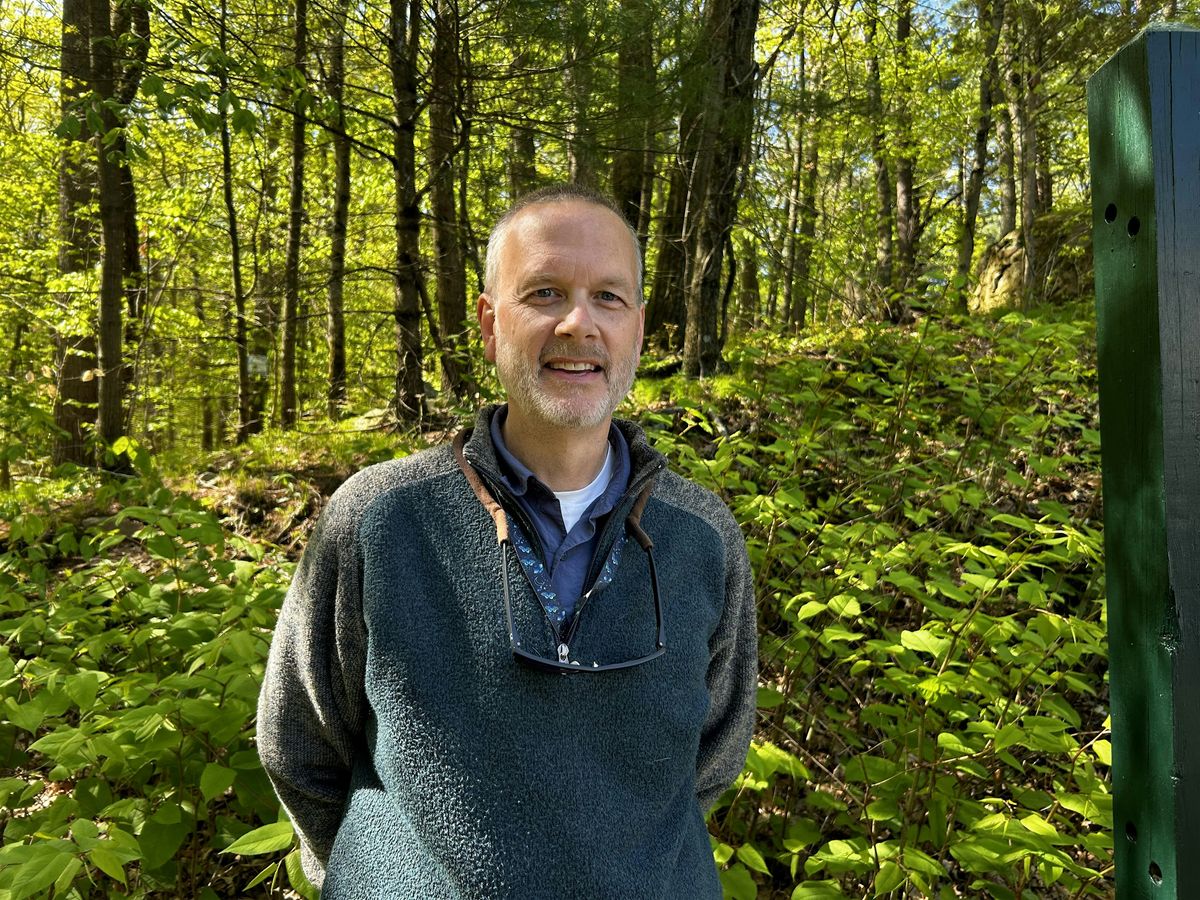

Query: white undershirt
[553,443,614,533]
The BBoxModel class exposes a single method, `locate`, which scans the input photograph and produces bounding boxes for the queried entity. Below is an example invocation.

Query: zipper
[465,437,665,663]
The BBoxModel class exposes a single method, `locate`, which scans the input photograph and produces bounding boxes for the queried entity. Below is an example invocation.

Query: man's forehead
[508,198,624,233]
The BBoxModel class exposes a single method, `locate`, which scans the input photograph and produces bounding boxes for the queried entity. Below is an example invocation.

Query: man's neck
[500,408,612,492]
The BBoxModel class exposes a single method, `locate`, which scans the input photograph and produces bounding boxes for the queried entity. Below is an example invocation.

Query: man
[257,184,757,898]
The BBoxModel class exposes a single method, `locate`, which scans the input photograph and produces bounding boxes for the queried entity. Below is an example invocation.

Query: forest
[2,0,1197,896]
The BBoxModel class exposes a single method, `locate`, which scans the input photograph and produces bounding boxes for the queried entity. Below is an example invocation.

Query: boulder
[971,207,1093,313]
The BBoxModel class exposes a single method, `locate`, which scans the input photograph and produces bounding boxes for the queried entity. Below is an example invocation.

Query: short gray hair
[483,184,644,303]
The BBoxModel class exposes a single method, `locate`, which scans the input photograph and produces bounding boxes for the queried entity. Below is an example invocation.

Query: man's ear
[477,293,497,363]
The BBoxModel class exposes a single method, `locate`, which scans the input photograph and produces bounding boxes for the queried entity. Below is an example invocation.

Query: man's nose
[555,293,599,339]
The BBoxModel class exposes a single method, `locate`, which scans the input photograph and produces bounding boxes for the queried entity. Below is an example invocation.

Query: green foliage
[0,302,1110,898]
[0,466,303,896]
[644,303,1108,898]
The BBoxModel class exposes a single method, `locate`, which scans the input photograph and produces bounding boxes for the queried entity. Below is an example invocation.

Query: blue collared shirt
[490,406,632,625]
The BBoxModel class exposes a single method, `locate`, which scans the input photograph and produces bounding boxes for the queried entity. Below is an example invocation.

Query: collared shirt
[489,406,632,624]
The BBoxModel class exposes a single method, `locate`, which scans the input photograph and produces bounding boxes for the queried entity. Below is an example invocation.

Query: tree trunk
[892,0,917,307]
[1015,6,1041,304]
[865,3,894,295]
[90,0,126,451]
[509,124,537,196]
[327,0,350,417]
[565,9,597,189]
[218,0,253,442]
[780,133,802,326]
[430,0,473,398]
[391,0,425,422]
[997,63,1017,236]
[954,0,1007,312]
[646,163,688,348]
[612,0,654,237]
[681,0,760,377]
[53,0,97,465]
[790,112,819,331]
[280,0,307,427]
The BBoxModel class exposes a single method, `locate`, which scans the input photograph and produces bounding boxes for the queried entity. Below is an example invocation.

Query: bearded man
[257,184,757,898]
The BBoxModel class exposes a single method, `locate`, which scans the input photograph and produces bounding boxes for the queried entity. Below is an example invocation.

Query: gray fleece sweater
[256,408,757,898]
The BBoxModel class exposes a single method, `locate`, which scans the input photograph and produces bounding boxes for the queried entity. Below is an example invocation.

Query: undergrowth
[0,303,1108,899]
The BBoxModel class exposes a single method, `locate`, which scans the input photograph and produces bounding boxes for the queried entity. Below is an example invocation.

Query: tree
[390,0,424,422]
[680,0,761,376]
[280,0,307,427]
[53,0,98,465]
[325,0,350,418]
[954,0,1007,311]
[429,0,474,398]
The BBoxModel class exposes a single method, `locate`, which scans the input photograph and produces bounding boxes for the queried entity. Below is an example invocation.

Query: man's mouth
[545,360,602,373]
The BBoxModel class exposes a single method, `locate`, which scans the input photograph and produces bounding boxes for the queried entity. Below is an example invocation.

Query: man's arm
[256,500,368,889]
[696,514,758,811]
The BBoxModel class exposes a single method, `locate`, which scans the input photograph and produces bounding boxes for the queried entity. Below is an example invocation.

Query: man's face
[478,200,644,432]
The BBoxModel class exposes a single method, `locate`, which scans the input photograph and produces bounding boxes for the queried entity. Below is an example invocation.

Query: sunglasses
[455,429,666,675]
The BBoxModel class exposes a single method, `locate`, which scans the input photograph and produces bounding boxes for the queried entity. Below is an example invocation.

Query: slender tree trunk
[954,0,1007,311]
[780,132,802,326]
[646,164,688,348]
[391,0,425,421]
[218,0,253,441]
[997,64,1017,236]
[54,0,98,465]
[791,112,819,330]
[612,0,654,237]
[565,9,597,189]
[280,0,307,427]
[1015,6,1041,304]
[90,0,126,451]
[430,0,473,398]
[892,0,917,307]
[737,238,760,328]
[327,0,350,417]
[865,4,894,294]
[509,124,537,196]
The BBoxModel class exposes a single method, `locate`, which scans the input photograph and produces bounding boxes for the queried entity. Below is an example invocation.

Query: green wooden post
[1088,25,1200,900]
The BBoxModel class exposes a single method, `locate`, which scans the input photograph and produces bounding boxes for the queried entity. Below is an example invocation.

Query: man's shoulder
[319,443,458,533]
[650,467,744,546]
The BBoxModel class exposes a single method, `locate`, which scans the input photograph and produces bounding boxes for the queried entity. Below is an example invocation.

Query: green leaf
[224,821,295,855]
[874,859,906,894]
[285,848,321,900]
[736,843,771,875]
[231,108,257,134]
[245,861,279,889]
[88,847,127,884]
[791,881,845,899]
[901,629,949,657]
[201,763,236,801]
[718,863,757,900]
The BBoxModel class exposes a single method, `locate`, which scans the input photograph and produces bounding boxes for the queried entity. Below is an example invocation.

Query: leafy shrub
[0,305,1110,898]
[645,305,1109,898]
[0,463,305,898]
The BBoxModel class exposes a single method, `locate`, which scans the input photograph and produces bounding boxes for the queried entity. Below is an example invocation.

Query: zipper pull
[557,643,570,663]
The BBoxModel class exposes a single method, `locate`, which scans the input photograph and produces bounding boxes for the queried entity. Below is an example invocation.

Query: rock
[971,207,1093,313]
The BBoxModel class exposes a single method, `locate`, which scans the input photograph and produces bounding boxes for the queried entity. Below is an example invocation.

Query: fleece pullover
[256,407,758,898]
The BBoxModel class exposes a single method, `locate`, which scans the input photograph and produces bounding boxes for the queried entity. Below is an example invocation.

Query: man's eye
[597,291,625,305]
[530,288,560,300]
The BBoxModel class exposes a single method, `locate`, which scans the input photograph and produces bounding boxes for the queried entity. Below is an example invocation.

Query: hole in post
[1126,821,1138,843]
[1128,216,1141,237]
[1105,203,1118,223]
[1149,861,1163,885]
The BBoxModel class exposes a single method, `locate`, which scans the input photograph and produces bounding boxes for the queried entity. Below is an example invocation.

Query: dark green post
[1088,26,1200,900]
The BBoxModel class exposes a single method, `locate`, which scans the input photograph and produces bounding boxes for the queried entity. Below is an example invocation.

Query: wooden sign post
[1088,26,1200,900]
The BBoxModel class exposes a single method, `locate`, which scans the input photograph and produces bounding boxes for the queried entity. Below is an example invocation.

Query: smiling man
[257,184,757,898]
